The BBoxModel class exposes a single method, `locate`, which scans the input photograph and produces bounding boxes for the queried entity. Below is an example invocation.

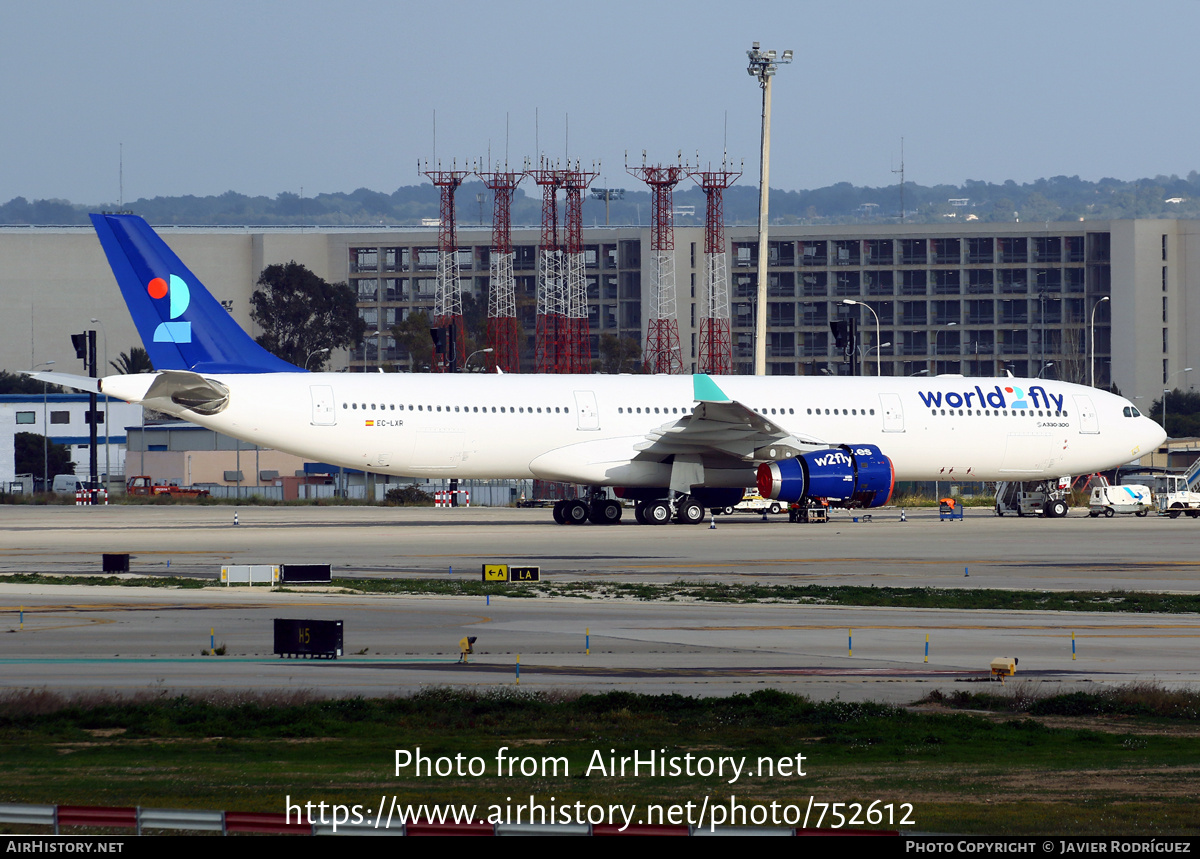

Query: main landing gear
[631,495,704,525]
[552,495,623,526]
[551,492,709,525]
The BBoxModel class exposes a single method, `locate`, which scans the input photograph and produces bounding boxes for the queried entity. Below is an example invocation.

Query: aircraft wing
[633,375,825,468]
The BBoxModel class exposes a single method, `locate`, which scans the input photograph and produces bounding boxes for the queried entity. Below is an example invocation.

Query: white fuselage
[103,372,1164,488]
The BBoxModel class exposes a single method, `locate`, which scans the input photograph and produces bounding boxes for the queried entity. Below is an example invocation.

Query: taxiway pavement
[0,505,1195,702]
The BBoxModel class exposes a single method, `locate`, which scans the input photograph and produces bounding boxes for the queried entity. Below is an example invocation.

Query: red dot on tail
[147,277,168,299]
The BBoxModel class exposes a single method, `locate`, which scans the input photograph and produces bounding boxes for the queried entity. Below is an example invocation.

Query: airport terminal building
[1,218,1196,415]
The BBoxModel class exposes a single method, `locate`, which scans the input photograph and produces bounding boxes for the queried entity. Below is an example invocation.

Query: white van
[1088,484,1152,518]
[51,474,101,495]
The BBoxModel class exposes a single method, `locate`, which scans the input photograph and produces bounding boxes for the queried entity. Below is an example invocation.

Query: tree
[0,371,65,395]
[1147,389,1200,439]
[392,310,433,372]
[110,346,153,374]
[594,334,644,374]
[14,432,73,481]
[249,262,365,370]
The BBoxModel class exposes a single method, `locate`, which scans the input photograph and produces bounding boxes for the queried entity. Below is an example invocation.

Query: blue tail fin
[90,213,299,373]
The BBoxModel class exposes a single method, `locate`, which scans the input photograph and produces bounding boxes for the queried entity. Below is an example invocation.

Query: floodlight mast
[746,43,792,376]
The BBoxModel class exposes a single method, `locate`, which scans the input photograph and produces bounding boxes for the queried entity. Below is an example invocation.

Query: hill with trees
[6,172,1200,228]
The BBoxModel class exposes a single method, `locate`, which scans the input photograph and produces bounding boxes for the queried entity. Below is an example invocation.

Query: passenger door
[574,390,599,431]
[310,386,336,426]
[879,393,904,432]
[1073,395,1099,434]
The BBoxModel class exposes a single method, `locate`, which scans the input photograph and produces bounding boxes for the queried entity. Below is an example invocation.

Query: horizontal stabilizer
[21,371,100,394]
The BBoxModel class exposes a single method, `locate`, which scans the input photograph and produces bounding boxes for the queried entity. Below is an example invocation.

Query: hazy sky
[3,0,1197,204]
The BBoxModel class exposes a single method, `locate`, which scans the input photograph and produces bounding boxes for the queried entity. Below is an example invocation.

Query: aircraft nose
[1142,417,1167,451]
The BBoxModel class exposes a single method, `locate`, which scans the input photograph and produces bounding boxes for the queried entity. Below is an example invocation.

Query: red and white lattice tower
[627,158,685,374]
[529,160,569,373]
[562,164,599,373]
[420,161,471,372]
[476,166,524,373]
[688,163,742,375]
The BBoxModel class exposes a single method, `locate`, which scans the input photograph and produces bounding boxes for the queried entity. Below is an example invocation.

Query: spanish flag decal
[365,420,375,426]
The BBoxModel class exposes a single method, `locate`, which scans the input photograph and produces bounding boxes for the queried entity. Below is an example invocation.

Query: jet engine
[757,444,894,508]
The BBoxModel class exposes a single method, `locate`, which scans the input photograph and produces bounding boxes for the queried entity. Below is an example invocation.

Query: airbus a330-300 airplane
[33,214,1166,525]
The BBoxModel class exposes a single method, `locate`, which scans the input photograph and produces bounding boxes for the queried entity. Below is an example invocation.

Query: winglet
[693,373,732,403]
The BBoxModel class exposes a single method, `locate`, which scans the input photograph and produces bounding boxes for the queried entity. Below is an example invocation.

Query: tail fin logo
[148,275,192,343]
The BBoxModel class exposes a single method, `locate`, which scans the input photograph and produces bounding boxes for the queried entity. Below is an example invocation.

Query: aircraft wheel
[645,500,672,525]
[590,499,622,525]
[1050,499,1069,518]
[565,499,590,525]
[552,500,567,525]
[676,497,704,525]
[634,501,648,525]
[1104,507,1115,518]
[1169,503,1183,519]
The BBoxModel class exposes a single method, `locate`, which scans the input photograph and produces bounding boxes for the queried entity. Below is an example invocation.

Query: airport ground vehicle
[1088,484,1152,517]
[720,491,784,515]
[51,474,102,495]
[1156,458,1200,518]
[126,476,211,499]
[994,480,1071,518]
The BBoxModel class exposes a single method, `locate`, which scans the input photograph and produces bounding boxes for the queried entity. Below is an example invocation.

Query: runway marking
[664,623,1200,631]
[365,663,1101,680]
[0,550,224,556]
[623,559,1200,571]
[0,657,451,665]
[1,618,115,632]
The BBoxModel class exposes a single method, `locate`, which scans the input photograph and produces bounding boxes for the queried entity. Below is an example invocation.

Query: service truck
[1088,484,1153,517]
[1156,470,1200,519]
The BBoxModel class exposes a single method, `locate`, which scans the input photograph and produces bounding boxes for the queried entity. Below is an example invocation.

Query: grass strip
[4,572,1200,614]
[1,686,1198,835]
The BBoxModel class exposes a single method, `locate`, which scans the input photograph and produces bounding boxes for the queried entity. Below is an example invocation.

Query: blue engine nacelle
[756,444,895,508]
